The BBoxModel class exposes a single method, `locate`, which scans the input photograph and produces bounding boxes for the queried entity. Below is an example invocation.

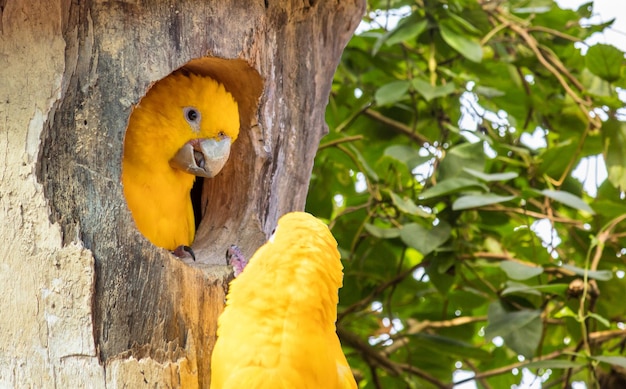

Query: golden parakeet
[122,73,239,252]
[211,212,357,389]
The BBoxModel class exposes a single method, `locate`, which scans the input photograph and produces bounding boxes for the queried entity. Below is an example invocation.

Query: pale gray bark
[0,0,364,386]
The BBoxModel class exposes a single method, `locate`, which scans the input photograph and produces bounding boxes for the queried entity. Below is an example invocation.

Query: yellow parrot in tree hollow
[211,212,358,389]
[122,73,240,253]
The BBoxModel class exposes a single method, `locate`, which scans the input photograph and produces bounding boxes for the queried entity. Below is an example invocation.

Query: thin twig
[363,108,430,146]
[539,46,586,92]
[339,324,450,388]
[497,16,587,107]
[464,359,494,389]
[337,325,402,376]
[382,316,488,355]
[339,262,423,320]
[329,202,371,230]
[527,25,581,42]
[318,135,364,150]
[453,348,572,386]
[480,205,585,226]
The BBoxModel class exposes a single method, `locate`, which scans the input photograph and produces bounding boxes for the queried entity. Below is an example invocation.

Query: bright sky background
[557,0,626,52]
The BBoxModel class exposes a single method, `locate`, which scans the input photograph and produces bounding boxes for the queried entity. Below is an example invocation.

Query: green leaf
[445,11,481,35]
[592,356,626,368]
[588,312,610,328]
[427,255,456,295]
[500,261,544,280]
[439,142,485,180]
[439,22,482,63]
[538,140,577,177]
[400,222,451,256]
[501,281,541,296]
[348,144,379,182]
[602,119,626,189]
[484,236,504,254]
[383,144,420,161]
[364,223,401,239]
[383,145,432,171]
[373,15,428,55]
[412,79,456,101]
[419,177,488,200]
[586,44,623,82]
[501,281,569,296]
[389,191,431,217]
[554,306,577,319]
[463,168,519,182]
[541,189,595,214]
[386,18,428,46]
[375,80,411,106]
[413,333,491,360]
[474,85,506,98]
[577,1,593,18]
[513,0,552,14]
[452,194,516,210]
[485,302,542,358]
[561,264,613,281]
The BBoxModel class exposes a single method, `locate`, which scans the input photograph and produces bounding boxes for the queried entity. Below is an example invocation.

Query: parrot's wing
[334,335,358,389]
[338,364,358,389]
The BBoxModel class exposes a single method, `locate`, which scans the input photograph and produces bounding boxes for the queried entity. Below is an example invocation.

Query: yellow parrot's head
[246,211,344,291]
[124,72,240,179]
[269,212,339,254]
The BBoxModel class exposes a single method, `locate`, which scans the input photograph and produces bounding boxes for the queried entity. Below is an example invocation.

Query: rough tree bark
[0,0,364,387]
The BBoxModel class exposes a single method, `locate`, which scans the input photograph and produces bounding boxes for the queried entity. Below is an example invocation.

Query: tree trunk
[0,0,364,387]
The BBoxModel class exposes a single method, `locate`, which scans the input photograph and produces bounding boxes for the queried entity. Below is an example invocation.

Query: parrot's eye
[183,107,201,130]
[186,108,198,122]
[218,131,226,138]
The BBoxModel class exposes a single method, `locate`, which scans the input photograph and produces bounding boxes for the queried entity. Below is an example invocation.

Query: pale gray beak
[169,137,232,178]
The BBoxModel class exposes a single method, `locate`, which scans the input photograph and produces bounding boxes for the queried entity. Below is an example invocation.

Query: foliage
[306,0,626,388]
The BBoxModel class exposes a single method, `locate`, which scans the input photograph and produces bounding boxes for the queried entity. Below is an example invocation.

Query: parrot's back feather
[210,212,357,389]
[221,367,300,389]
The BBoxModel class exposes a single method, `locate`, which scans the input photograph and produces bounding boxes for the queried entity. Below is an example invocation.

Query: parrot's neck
[127,159,196,198]
[122,158,196,249]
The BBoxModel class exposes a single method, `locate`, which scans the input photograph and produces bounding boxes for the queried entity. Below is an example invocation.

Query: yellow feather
[122,73,239,250]
[211,212,357,389]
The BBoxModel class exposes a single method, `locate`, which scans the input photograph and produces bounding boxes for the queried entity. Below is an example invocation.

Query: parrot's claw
[173,245,196,261]
[226,244,248,277]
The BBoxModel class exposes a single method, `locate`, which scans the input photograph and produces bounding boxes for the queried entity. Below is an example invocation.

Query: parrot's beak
[169,137,231,178]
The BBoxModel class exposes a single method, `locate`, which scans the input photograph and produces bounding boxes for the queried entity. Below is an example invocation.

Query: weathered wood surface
[0,0,364,386]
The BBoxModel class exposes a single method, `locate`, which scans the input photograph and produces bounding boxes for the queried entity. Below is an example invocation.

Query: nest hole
[123,56,264,266]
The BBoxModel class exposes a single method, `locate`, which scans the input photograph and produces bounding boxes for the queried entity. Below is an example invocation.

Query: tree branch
[339,262,422,320]
[363,108,430,146]
[453,348,573,386]
[382,315,488,355]
[337,325,450,389]
[527,25,581,43]
[480,205,586,226]
[319,135,364,150]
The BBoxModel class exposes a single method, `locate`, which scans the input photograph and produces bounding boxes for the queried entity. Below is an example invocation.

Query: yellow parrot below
[211,212,357,389]
[122,72,240,252]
